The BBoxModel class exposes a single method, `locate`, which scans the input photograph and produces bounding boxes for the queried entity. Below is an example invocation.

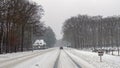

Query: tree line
[0,0,56,54]
[41,27,56,48]
[32,26,57,48]
[62,15,120,55]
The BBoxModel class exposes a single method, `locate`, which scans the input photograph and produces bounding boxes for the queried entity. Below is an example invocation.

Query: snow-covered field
[69,48,120,68]
[0,47,120,68]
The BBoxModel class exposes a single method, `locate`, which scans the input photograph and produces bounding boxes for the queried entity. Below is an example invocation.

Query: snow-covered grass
[0,49,49,61]
[0,48,57,60]
[70,48,120,68]
[0,51,34,60]
[107,51,119,56]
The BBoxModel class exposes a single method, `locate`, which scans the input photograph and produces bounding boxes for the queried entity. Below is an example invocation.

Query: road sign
[98,51,104,56]
[98,51,104,62]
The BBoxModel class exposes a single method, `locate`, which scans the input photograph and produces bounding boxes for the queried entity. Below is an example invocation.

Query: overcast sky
[33,0,120,39]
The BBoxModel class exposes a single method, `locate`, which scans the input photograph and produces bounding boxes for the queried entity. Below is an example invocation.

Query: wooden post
[100,56,102,62]
[98,51,104,62]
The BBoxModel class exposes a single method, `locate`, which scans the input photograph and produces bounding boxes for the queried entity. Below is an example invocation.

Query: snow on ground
[57,50,78,68]
[69,48,120,68]
[1,47,120,68]
[0,51,33,61]
[108,51,119,56]
[0,48,57,68]
[14,49,59,68]
[65,49,95,68]
[0,49,51,61]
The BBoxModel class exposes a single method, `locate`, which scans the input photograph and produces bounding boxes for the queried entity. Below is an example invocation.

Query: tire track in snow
[0,49,54,68]
[53,50,61,68]
[65,49,95,68]
[64,50,82,68]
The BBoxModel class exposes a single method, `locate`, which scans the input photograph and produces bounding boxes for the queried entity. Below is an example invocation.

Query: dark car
[60,47,63,49]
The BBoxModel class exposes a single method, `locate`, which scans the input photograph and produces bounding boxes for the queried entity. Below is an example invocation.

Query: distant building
[33,39,46,49]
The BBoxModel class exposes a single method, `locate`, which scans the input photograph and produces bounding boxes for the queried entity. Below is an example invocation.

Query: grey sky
[33,0,120,39]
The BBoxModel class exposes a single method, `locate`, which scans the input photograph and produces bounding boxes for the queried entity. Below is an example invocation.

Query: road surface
[0,47,94,68]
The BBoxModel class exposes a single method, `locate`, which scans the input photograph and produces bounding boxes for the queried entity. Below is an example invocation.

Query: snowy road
[0,47,119,68]
[0,47,94,68]
[0,48,55,68]
[56,50,81,68]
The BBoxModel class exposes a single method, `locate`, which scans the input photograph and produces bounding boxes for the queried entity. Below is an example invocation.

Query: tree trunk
[21,25,25,52]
